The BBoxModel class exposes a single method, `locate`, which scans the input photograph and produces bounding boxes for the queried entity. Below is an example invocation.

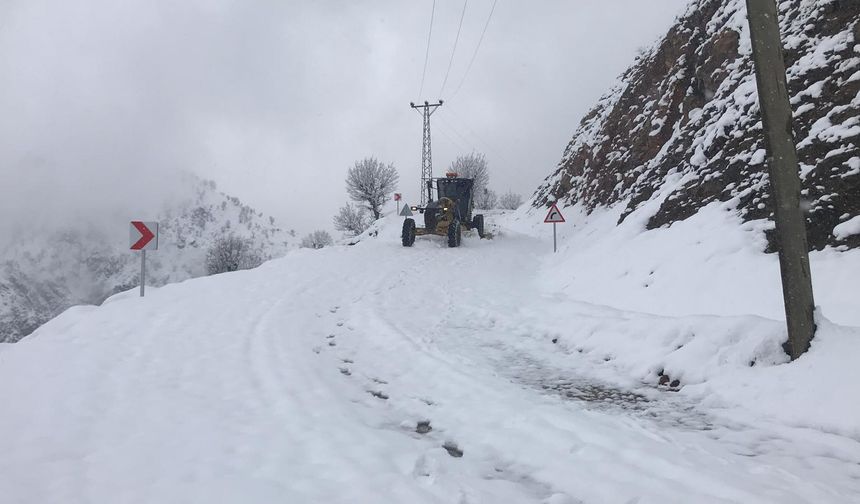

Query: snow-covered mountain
[0,177,294,343]
[533,0,860,251]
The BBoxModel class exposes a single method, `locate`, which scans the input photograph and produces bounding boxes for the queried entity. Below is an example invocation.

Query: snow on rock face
[834,214,860,239]
[533,0,860,251]
[0,176,294,343]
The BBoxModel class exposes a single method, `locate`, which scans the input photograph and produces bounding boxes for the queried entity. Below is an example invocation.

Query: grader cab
[401,174,486,248]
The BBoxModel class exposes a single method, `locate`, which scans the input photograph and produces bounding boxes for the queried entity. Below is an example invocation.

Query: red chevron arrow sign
[130,221,158,250]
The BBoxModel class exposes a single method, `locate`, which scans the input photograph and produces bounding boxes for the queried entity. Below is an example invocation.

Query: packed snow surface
[2,209,859,503]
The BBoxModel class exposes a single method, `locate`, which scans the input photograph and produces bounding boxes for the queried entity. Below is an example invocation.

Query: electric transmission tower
[410,100,443,205]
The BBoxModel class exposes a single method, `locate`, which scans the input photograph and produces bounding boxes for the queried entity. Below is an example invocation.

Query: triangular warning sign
[544,203,565,224]
[399,204,414,217]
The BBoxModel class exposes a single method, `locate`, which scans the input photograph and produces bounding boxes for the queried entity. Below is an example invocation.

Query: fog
[0,0,690,241]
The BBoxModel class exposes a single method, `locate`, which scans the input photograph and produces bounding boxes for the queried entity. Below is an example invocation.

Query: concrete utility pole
[410,100,443,205]
[746,0,816,359]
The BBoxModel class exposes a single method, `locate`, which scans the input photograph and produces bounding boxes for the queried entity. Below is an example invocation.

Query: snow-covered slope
[534,0,860,251]
[509,197,860,327]
[2,214,859,503]
[0,177,293,343]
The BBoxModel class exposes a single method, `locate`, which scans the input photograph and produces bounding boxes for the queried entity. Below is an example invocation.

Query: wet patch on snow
[519,370,716,432]
[538,377,648,408]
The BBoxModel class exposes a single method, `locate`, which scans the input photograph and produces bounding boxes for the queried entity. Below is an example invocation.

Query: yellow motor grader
[402,173,485,248]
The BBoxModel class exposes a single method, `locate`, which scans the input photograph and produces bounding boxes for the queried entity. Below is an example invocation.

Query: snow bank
[494,197,860,438]
[697,315,860,438]
[487,297,860,439]
[508,199,860,326]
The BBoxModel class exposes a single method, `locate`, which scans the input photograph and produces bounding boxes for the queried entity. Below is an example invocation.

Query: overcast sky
[0,0,690,239]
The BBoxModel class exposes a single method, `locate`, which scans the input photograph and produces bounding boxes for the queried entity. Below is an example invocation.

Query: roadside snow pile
[507,196,860,326]
[481,296,860,439]
[339,215,395,246]
[499,196,860,437]
[697,316,860,437]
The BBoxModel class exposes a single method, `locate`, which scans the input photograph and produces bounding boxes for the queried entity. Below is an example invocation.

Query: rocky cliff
[533,0,860,251]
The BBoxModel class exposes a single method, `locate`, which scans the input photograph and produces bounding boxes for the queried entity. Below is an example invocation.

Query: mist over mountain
[0,176,293,343]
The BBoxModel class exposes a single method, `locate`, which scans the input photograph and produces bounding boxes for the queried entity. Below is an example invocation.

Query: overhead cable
[418,0,437,98]
[439,0,469,98]
[450,0,498,100]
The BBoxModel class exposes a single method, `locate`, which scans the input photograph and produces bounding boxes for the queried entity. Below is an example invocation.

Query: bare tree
[300,230,334,249]
[448,152,489,198]
[205,234,264,275]
[475,187,498,210]
[346,157,399,220]
[497,191,524,210]
[333,202,370,237]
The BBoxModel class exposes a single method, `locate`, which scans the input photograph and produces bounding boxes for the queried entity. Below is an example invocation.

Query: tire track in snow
[284,245,562,500]
[341,290,579,502]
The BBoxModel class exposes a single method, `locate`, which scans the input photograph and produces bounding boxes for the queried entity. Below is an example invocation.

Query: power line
[436,114,476,152]
[443,108,515,163]
[435,121,471,153]
[439,0,469,98]
[418,0,437,98]
[450,0,498,100]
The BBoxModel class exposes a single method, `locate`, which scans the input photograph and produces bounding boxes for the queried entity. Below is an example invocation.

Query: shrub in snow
[345,157,399,220]
[476,188,498,210]
[300,230,334,249]
[498,191,524,210]
[205,234,263,275]
[333,203,371,237]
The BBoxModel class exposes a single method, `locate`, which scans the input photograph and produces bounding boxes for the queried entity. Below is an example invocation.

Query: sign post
[130,221,159,297]
[543,203,566,253]
[141,249,146,297]
[394,193,402,216]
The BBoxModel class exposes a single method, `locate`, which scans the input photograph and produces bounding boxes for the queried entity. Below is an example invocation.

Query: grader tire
[473,214,485,238]
[402,218,416,247]
[447,219,462,248]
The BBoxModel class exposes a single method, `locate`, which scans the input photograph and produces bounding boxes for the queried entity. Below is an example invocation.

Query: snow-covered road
[2,214,859,503]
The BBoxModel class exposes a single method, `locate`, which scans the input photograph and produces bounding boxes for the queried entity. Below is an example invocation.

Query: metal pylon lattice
[410,100,443,205]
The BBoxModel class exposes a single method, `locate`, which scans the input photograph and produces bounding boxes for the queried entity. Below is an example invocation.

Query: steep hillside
[533,0,860,250]
[0,177,293,343]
